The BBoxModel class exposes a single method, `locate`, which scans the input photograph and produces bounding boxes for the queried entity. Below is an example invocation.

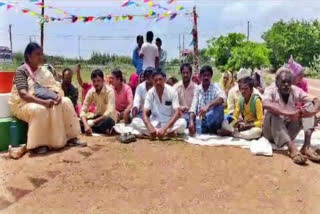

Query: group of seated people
[9,42,320,165]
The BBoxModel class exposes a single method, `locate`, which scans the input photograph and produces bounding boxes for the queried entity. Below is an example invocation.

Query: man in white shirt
[139,31,159,71]
[131,67,154,118]
[132,70,186,139]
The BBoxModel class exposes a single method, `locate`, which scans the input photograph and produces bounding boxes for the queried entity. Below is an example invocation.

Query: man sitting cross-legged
[131,70,187,139]
[263,68,320,165]
[189,65,226,136]
[80,69,116,136]
[217,77,263,140]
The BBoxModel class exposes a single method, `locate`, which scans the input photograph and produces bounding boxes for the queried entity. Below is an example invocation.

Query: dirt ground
[0,135,319,214]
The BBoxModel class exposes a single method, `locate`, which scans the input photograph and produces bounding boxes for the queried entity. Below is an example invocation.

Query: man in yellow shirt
[80,69,116,136]
[217,76,263,140]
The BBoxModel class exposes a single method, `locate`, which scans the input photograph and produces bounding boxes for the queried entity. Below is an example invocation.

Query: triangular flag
[22,9,29,13]
[148,1,153,6]
[149,10,156,16]
[169,13,177,20]
[177,6,184,10]
[72,16,78,23]
[35,2,43,6]
[168,0,174,4]
[7,4,13,10]
[128,15,133,20]
[115,16,119,21]
[0,2,5,7]
[29,11,36,16]
[107,15,112,20]
[57,9,62,14]
[144,0,150,2]
[121,15,127,20]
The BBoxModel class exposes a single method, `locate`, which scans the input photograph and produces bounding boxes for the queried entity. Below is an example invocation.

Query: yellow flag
[115,16,119,21]
[30,11,36,16]
[57,9,62,13]
[148,1,153,6]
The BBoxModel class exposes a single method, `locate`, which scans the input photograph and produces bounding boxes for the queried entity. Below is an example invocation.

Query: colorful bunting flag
[7,4,13,10]
[0,2,5,7]
[170,13,177,20]
[168,0,174,4]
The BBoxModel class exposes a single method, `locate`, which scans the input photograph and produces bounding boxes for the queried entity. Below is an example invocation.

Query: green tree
[226,41,271,71]
[262,19,320,68]
[206,33,246,69]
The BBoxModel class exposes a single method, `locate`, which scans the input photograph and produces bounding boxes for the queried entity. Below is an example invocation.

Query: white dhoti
[233,127,262,140]
[131,118,186,136]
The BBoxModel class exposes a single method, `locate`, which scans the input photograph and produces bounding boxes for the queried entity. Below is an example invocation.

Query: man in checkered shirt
[189,65,226,136]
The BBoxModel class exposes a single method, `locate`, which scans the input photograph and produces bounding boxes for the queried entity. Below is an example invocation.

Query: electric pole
[178,33,181,60]
[8,25,12,56]
[192,6,199,74]
[247,21,250,41]
[40,0,44,49]
[182,33,185,51]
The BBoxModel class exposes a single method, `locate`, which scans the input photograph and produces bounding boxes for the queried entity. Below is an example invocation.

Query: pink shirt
[113,83,133,112]
[296,78,308,93]
[82,83,93,104]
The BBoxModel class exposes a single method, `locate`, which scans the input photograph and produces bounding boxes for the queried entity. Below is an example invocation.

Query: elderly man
[189,65,226,136]
[263,68,320,165]
[174,63,197,127]
[131,70,186,139]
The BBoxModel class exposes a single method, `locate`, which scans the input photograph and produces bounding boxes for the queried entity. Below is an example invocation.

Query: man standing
[80,69,116,136]
[174,63,197,126]
[131,67,154,119]
[61,68,78,110]
[263,68,320,165]
[132,35,144,75]
[156,37,167,73]
[109,69,133,124]
[189,65,226,136]
[139,31,159,71]
[132,70,186,139]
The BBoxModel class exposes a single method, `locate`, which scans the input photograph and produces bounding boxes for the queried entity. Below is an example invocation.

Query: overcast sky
[1,0,320,59]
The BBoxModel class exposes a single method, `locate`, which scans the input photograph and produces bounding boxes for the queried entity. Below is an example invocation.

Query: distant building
[0,46,12,63]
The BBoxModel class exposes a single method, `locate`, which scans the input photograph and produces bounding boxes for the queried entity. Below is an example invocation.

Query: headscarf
[220,71,232,91]
[287,55,304,77]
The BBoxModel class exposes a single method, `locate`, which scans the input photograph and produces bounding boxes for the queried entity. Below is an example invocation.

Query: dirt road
[0,136,319,214]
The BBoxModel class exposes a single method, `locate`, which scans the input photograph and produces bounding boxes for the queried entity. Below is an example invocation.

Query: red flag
[128,15,133,20]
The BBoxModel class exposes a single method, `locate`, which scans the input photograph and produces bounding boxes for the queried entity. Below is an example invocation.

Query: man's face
[63,70,73,86]
[181,67,192,84]
[200,71,212,86]
[145,74,153,85]
[277,72,292,95]
[138,38,144,47]
[153,74,165,91]
[239,82,252,100]
[92,76,104,91]
[156,40,161,49]
[109,74,121,87]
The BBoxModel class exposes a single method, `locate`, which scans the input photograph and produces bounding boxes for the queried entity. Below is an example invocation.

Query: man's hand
[157,127,167,139]
[189,122,196,136]
[300,108,317,118]
[285,110,301,121]
[84,125,93,136]
[198,105,210,118]
[149,126,157,138]
[54,94,62,105]
[179,106,189,113]
[42,100,55,108]
[76,64,81,73]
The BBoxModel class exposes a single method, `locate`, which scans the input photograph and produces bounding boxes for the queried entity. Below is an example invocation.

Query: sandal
[301,148,320,163]
[289,151,307,165]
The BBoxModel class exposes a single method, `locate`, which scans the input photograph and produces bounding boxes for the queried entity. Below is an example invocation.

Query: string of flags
[0,0,190,23]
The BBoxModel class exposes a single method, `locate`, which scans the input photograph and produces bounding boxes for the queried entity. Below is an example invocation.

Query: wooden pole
[192,6,199,74]
[40,0,44,49]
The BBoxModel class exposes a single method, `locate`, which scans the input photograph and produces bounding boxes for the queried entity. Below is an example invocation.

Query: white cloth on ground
[131,117,186,135]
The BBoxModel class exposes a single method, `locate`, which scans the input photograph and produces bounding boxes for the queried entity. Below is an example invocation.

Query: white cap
[237,68,251,81]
